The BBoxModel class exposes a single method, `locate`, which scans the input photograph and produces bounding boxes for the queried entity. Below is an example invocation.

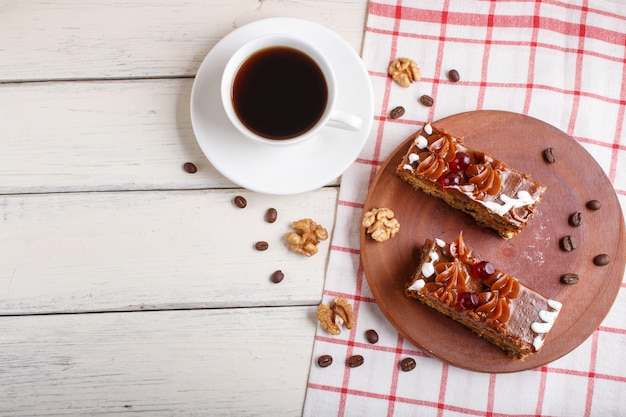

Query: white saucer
[190,17,374,195]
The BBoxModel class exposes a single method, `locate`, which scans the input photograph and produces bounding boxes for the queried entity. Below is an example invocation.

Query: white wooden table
[0,1,368,415]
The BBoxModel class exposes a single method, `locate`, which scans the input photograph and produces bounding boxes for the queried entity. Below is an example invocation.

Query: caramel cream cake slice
[396,123,546,238]
[406,232,562,359]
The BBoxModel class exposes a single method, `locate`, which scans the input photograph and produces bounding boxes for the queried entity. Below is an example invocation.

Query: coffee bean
[389,106,404,119]
[560,236,576,252]
[560,273,580,285]
[389,106,405,119]
[586,200,601,210]
[447,69,460,82]
[568,212,582,227]
[254,241,269,251]
[365,329,379,344]
[233,195,247,208]
[419,95,434,107]
[183,162,198,174]
[270,270,284,284]
[593,254,611,266]
[265,208,278,223]
[543,148,557,164]
[400,357,416,372]
[317,355,333,368]
[347,355,364,368]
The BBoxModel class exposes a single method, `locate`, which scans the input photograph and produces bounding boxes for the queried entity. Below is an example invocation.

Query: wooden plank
[0,306,317,416]
[0,78,341,194]
[0,79,230,193]
[0,0,368,82]
[0,188,337,315]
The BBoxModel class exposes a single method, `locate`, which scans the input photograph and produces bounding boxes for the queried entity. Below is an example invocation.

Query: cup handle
[327,109,363,132]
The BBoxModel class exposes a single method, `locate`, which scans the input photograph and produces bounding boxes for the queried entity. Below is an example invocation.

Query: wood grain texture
[0,0,368,82]
[0,306,317,416]
[0,188,337,314]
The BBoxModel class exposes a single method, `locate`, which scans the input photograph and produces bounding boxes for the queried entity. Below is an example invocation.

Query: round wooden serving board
[360,110,625,373]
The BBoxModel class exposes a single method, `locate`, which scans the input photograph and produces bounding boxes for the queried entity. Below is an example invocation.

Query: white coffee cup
[221,34,362,146]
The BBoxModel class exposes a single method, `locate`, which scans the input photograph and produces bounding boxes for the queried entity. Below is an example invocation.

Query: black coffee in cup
[231,46,328,140]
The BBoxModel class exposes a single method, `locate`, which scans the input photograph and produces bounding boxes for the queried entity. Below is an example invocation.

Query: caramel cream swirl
[421,259,470,307]
[484,271,520,298]
[435,260,469,293]
[423,282,456,306]
[475,269,518,324]
[429,135,458,163]
[467,163,502,195]
[416,154,446,180]
[419,260,469,307]
[476,291,511,323]
[449,231,474,264]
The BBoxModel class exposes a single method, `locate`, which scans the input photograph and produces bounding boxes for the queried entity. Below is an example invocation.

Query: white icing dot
[415,135,428,149]
[533,335,545,351]
[421,262,435,278]
[531,299,563,348]
[424,123,433,135]
[403,164,413,171]
[531,321,553,334]
[408,278,425,291]
[408,153,420,163]
[539,309,558,323]
[435,238,446,247]
[548,299,562,311]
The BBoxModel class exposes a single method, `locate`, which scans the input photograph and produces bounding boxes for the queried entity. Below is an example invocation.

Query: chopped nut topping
[285,218,328,257]
[317,297,355,335]
[388,58,421,88]
[362,208,400,242]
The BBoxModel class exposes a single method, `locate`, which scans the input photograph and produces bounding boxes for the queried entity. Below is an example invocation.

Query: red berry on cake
[438,172,463,187]
[458,292,479,310]
[449,151,471,172]
[472,261,495,280]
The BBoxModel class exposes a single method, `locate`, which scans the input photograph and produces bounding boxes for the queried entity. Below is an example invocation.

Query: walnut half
[333,297,355,330]
[285,218,328,257]
[362,208,400,242]
[388,58,421,88]
[317,297,355,335]
[317,304,340,335]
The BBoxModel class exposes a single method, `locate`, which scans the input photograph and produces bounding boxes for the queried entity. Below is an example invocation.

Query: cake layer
[405,233,562,359]
[396,123,546,238]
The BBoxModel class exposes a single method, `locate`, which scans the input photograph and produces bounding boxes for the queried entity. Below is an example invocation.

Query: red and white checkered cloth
[304,1,626,416]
